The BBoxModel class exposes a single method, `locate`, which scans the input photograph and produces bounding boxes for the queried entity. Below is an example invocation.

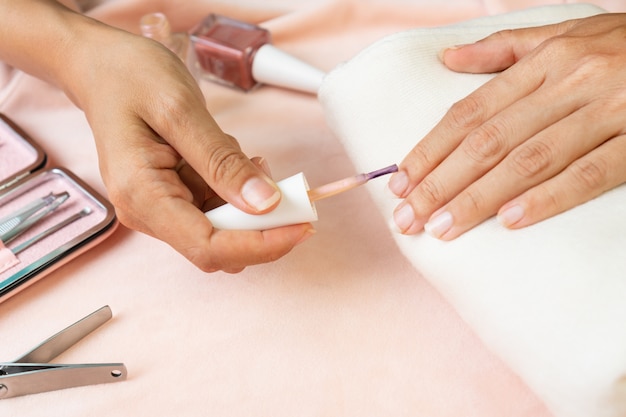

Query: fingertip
[438,35,518,73]
[392,203,423,235]
[497,203,525,228]
[296,226,317,246]
[423,210,453,239]
[437,45,466,66]
[241,175,281,213]
[388,169,410,197]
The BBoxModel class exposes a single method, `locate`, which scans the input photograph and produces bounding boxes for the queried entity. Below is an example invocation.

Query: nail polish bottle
[205,173,318,230]
[140,12,191,64]
[205,164,396,230]
[188,14,325,94]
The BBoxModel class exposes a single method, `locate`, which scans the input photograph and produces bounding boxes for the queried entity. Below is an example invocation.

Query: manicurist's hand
[0,1,314,272]
[389,13,626,239]
[76,30,314,272]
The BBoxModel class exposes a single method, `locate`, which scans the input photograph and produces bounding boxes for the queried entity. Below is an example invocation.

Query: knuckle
[565,54,611,85]
[463,121,508,163]
[509,141,553,178]
[537,35,570,56]
[462,188,485,214]
[409,143,435,166]
[150,91,195,130]
[183,236,234,273]
[543,187,563,213]
[527,186,570,225]
[184,232,280,273]
[541,36,611,87]
[527,183,563,214]
[568,158,608,191]
[206,147,247,184]
[109,203,133,229]
[105,183,139,229]
[417,176,447,207]
[448,95,489,130]
[105,185,125,211]
[602,87,626,114]
[186,247,220,273]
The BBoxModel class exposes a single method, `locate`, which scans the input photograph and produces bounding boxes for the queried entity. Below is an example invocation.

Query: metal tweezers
[0,306,127,399]
[0,192,70,244]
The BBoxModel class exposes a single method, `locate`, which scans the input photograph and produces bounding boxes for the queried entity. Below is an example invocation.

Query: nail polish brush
[307,164,398,201]
[205,164,398,230]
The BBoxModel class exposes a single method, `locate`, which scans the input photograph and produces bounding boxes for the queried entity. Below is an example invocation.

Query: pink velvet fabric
[0,1,622,416]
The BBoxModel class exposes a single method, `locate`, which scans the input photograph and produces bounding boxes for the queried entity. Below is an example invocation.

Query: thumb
[440,19,580,73]
[174,109,281,214]
[203,134,281,214]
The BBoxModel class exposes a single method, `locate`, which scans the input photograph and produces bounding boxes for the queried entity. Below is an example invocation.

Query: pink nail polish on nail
[393,204,416,233]
[424,211,453,238]
[498,204,525,227]
[241,177,280,212]
[388,170,409,197]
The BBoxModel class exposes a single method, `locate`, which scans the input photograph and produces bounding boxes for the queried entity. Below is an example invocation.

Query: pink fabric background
[0,1,622,416]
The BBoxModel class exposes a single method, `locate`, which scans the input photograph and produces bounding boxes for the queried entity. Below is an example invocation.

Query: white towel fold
[319,4,626,417]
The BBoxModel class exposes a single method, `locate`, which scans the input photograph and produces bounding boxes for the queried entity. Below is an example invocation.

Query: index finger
[391,46,547,200]
[151,194,314,272]
[142,82,281,215]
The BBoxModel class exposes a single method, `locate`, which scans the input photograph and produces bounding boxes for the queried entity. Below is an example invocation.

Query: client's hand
[389,13,626,239]
[63,17,314,272]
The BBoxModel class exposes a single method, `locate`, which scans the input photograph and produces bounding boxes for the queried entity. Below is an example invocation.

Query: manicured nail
[437,45,465,63]
[437,48,447,63]
[388,170,409,197]
[241,177,280,211]
[498,204,524,227]
[393,204,416,233]
[424,211,453,238]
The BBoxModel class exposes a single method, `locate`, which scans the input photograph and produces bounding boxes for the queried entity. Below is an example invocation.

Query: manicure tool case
[0,113,117,302]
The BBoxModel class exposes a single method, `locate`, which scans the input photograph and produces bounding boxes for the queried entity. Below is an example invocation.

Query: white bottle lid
[252,44,325,95]
[205,172,318,230]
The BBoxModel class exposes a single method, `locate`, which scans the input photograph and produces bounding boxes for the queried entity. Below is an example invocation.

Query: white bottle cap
[252,44,325,95]
[205,172,318,230]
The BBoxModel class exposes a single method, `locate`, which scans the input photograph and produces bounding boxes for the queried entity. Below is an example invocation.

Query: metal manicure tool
[0,306,127,399]
[10,207,92,255]
[0,191,70,244]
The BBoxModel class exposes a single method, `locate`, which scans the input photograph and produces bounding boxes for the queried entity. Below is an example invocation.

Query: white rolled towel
[319,4,626,417]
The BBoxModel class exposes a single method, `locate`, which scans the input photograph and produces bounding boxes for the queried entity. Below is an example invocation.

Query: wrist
[0,1,124,109]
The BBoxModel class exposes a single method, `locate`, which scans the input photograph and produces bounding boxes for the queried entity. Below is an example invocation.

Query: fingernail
[424,211,453,239]
[437,48,447,64]
[241,177,280,212]
[393,204,416,233]
[437,45,464,64]
[498,204,524,227]
[296,228,316,245]
[437,43,469,65]
[388,170,409,197]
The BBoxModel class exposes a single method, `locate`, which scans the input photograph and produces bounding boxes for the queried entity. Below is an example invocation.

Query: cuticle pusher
[10,207,92,255]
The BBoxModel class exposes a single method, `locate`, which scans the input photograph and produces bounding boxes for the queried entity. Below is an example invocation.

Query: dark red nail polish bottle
[189,14,324,94]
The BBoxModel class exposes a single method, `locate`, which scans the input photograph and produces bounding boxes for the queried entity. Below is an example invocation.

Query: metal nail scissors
[0,306,127,399]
